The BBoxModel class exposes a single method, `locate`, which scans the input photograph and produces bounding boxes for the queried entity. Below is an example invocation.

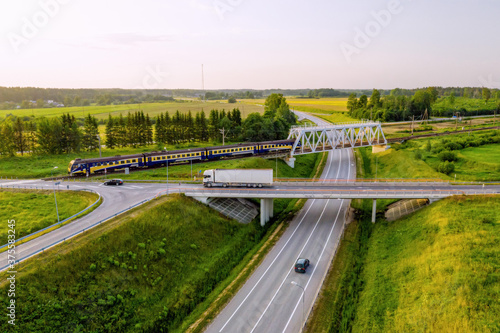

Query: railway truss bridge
[285,121,387,167]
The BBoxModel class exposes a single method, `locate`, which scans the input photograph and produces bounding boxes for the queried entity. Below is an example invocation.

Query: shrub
[425,140,432,152]
[438,150,457,162]
[89,264,97,271]
[437,161,455,175]
[444,142,463,151]
[138,243,146,249]
[414,149,423,160]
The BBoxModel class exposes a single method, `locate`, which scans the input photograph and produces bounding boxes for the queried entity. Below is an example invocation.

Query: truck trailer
[203,169,273,188]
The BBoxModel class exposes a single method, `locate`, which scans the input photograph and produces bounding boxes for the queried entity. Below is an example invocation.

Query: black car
[104,179,123,186]
[294,258,310,273]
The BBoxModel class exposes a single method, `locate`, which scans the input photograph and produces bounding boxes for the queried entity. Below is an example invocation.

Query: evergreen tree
[117,114,127,147]
[105,114,116,149]
[83,114,99,151]
[186,111,194,142]
[199,110,209,141]
[165,112,173,145]
[155,114,165,145]
[146,114,153,145]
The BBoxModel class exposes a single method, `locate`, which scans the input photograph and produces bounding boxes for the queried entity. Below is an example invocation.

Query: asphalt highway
[204,111,355,333]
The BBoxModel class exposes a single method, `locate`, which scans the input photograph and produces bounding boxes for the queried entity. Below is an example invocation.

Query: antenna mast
[201,64,205,102]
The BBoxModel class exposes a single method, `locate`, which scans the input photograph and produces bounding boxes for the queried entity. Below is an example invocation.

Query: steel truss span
[288,121,387,156]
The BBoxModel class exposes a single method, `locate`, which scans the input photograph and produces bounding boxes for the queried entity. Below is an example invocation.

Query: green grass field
[307,136,500,332]
[353,195,500,332]
[0,195,272,332]
[0,189,99,241]
[0,101,264,121]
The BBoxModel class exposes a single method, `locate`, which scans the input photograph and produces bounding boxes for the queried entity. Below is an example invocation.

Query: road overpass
[184,182,500,224]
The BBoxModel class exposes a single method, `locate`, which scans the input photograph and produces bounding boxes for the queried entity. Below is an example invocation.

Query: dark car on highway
[294,258,310,273]
[104,179,123,186]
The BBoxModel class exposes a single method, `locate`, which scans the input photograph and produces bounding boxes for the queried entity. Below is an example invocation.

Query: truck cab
[203,170,215,187]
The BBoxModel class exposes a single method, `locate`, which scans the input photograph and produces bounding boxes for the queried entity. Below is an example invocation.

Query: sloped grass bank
[0,189,99,242]
[0,195,270,332]
[353,196,500,332]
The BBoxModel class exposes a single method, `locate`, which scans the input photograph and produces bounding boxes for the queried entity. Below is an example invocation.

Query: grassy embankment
[354,130,500,182]
[0,100,264,121]
[0,189,99,243]
[306,133,500,332]
[0,150,325,332]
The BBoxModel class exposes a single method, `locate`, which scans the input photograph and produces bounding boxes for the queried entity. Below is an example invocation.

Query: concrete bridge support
[260,198,274,226]
[372,199,377,223]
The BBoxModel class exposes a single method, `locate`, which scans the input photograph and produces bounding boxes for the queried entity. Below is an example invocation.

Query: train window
[126,160,130,163]
[120,161,124,164]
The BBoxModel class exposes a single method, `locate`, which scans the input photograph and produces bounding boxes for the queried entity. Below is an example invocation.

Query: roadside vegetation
[0,147,324,332]
[306,131,500,332]
[0,195,272,332]
[0,189,99,242]
[356,130,500,181]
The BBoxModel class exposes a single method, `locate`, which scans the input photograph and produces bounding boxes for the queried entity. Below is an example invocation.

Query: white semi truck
[203,169,273,188]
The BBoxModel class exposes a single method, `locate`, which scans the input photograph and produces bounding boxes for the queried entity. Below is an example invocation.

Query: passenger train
[68,139,297,176]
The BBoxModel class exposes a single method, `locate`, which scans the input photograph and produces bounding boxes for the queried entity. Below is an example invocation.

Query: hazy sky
[1,0,499,90]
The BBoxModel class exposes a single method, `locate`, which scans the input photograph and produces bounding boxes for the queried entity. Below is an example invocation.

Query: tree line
[0,94,297,156]
[347,87,500,122]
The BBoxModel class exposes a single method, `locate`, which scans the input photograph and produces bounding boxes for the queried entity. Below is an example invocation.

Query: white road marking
[282,149,352,332]
[219,153,340,332]
[250,150,344,333]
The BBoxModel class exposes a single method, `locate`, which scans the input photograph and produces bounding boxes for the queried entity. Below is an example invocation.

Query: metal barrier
[0,195,153,272]
[0,189,102,251]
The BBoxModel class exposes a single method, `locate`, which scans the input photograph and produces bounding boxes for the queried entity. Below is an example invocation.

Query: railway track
[44,126,499,181]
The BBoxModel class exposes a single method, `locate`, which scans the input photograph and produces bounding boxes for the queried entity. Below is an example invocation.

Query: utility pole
[411,115,414,136]
[219,127,227,145]
[96,134,102,158]
[201,64,205,103]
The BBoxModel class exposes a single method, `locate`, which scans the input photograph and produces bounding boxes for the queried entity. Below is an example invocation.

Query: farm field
[0,189,99,241]
[239,97,355,123]
[0,100,264,121]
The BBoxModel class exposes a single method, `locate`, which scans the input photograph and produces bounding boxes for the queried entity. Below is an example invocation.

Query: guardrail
[182,187,500,199]
[0,194,155,272]
[0,189,101,251]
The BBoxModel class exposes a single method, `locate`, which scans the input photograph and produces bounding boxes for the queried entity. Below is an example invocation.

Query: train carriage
[205,142,258,160]
[257,139,296,154]
[144,148,206,167]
